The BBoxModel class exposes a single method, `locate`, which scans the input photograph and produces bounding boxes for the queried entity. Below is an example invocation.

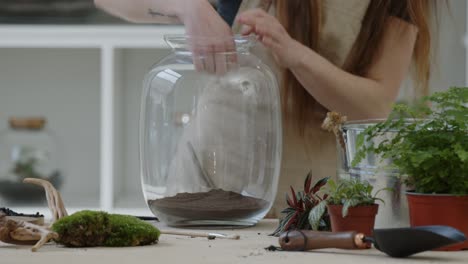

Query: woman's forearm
[237,11,417,121]
[289,17,417,121]
[290,45,395,120]
[95,0,233,43]
[237,10,397,120]
[94,0,203,23]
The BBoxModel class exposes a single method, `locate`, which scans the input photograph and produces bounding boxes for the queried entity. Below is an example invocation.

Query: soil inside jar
[148,189,269,220]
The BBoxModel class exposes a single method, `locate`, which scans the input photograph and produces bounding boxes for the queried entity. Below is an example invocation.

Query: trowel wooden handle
[279,230,368,251]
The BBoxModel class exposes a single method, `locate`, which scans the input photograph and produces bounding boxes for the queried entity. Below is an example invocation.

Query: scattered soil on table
[148,189,269,220]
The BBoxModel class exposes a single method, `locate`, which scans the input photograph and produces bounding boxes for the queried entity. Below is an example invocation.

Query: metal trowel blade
[372,225,466,258]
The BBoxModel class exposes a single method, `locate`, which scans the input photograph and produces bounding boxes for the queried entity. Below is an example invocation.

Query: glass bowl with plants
[351,87,468,251]
[0,118,63,204]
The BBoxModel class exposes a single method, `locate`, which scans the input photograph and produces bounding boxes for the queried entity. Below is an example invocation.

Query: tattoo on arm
[148,8,178,18]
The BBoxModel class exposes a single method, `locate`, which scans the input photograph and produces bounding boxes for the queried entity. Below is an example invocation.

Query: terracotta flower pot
[406,192,468,251]
[327,204,379,237]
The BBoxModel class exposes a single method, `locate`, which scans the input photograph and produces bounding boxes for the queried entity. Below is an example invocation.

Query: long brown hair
[276,0,433,133]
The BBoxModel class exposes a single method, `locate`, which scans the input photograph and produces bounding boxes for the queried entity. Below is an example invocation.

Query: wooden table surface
[1,219,467,264]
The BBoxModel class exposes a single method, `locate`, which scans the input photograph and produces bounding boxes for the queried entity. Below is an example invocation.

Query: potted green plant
[309,178,385,238]
[351,87,468,251]
[271,172,331,236]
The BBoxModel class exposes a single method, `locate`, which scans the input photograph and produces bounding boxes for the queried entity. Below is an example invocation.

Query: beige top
[233,0,371,217]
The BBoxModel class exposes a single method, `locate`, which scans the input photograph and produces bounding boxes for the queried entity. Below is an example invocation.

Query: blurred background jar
[0,117,63,204]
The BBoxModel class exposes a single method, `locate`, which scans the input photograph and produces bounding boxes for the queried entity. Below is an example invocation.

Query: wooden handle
[279,230,368,251]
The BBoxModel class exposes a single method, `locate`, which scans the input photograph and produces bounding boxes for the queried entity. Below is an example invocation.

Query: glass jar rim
[164,34,257,53]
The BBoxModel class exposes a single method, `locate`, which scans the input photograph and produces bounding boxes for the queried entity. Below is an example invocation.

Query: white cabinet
[0,25,184,217]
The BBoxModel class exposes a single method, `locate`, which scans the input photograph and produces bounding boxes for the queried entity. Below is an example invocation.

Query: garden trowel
[278,226,466,258]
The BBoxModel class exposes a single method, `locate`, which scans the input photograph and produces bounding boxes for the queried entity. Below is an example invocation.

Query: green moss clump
[51,210,160,247]
[51,210,110,247]
[104,214,160,247]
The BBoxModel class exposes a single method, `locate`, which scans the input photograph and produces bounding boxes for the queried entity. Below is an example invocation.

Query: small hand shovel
[279,226,466,258]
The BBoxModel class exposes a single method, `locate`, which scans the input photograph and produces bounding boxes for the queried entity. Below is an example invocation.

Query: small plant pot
[327,204,379,238]
[406,192,468,251]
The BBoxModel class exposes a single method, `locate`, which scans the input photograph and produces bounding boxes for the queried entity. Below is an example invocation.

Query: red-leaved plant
[271,172,331,236]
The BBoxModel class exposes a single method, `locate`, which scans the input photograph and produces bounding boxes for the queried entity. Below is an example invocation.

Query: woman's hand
[182,0,236,74]
[95,0,235,74]
[237,9,306,68]
[181,0,232,38]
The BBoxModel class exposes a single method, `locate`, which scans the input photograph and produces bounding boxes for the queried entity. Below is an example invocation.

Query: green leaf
[409,152,433,167]
[454,143,468,162]
[309,200,328,230]
[342,199,359,217]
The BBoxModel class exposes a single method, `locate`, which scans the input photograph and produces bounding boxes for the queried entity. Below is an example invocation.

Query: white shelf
[0,25,184,48]
[0,25,185,214]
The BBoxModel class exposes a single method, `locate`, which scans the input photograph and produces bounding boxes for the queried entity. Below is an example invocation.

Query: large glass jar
[140,35,282,227]
[0,118,63,204]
